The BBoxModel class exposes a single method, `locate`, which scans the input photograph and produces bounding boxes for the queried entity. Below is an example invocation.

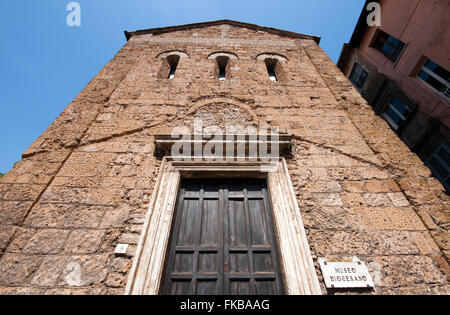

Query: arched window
[156,51,189,80]
[216,56,230,81]
[265,58,279,82]
[256,53,288,82]
[208,52,239,81]
[167,55,180,79]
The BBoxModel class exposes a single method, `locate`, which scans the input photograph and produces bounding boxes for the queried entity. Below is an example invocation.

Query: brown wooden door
[161,179,285,295]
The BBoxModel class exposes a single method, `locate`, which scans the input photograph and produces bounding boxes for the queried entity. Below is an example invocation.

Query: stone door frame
[125,158,321,295]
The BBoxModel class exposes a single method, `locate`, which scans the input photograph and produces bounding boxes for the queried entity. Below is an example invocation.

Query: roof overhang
[124,19,320,44]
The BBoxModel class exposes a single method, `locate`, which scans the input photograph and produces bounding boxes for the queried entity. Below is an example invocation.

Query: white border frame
[125,158,321,295]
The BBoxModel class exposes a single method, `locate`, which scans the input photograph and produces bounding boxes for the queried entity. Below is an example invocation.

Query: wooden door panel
[173,252,194,273]
[170,280,191,295]
[228,199,248,247]
[230,280,251,295]
[229,252,250,273]
[199,199,220,246]
[196,280,219,295]
[248,198,270,246]
[176,198,199,246]
[255,280,277,295]
[253,252,274,273]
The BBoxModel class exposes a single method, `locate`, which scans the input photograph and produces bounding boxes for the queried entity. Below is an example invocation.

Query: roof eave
[124,19,321,44]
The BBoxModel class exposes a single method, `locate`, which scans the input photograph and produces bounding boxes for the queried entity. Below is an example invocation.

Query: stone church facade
[0,20,448,295]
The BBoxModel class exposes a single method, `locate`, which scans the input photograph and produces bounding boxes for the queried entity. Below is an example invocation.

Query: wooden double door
[161,179,285,295]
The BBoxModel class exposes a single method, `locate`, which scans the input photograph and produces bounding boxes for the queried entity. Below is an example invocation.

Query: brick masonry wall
[0,23,448,295]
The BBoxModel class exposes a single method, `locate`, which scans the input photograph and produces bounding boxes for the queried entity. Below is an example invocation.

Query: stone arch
[255,52,288,62]
[186,97,260,131]
[156,51,189,79]
[207,52,239,80]
[156,50,189,59]
[256,53,288,82]
[207,51,239,60]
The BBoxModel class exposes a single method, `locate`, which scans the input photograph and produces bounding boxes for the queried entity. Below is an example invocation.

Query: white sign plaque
[319,258,375,289]
[114,243,129,256]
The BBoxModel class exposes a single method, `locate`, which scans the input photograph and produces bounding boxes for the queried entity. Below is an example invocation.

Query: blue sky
[0,0,364,173]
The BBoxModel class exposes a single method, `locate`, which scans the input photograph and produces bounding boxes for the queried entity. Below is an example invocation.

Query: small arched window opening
[216,56,230,81]
[156,51,189,80]
[256,53,288,82]
[208,52,238,81]
[265,58,278,82]
[167,55,180,79]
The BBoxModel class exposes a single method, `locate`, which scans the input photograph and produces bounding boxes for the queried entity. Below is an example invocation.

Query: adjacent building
[338,0,450,192]
[0,20,448,295]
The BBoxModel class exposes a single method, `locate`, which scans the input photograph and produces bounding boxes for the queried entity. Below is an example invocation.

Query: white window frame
[381,97,410,131]
[371,30,407,64]
[417,60,450,101]
[349,63,368,90]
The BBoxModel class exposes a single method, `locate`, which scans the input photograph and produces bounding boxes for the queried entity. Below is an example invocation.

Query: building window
[156,51,189,80]
[381,97,411,131]
[167,55,180,79]
[256,53,287,82]
[417,59,450,100]
[216,56,230,81]
[426,143,450,192]
[207,52,238,81]
[372,30,406,62]
[265,58,278,82]
[349,63,368,89]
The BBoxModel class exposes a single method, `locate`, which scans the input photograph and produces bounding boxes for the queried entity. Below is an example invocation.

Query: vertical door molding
[125,158,321,295]
[126,160,181,295]
[267,160,322,295]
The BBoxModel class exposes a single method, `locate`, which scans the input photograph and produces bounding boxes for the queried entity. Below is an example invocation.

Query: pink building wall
[351,0,450,127]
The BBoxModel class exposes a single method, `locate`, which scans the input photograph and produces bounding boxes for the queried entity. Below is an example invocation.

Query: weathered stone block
[118,233,140,245]
[0,225,17,251]
[64,230,104,254]
[0,286,43,295]
[387,192,410,207]
[31,256,69,287]
[105,272,125,288]
[363,193,392,207]
[100,206,131,229]
[0,201,33,225]
[59,254,109,287]
[23,229,69,255]
[0,254,41,285]
[430,230,450,251]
